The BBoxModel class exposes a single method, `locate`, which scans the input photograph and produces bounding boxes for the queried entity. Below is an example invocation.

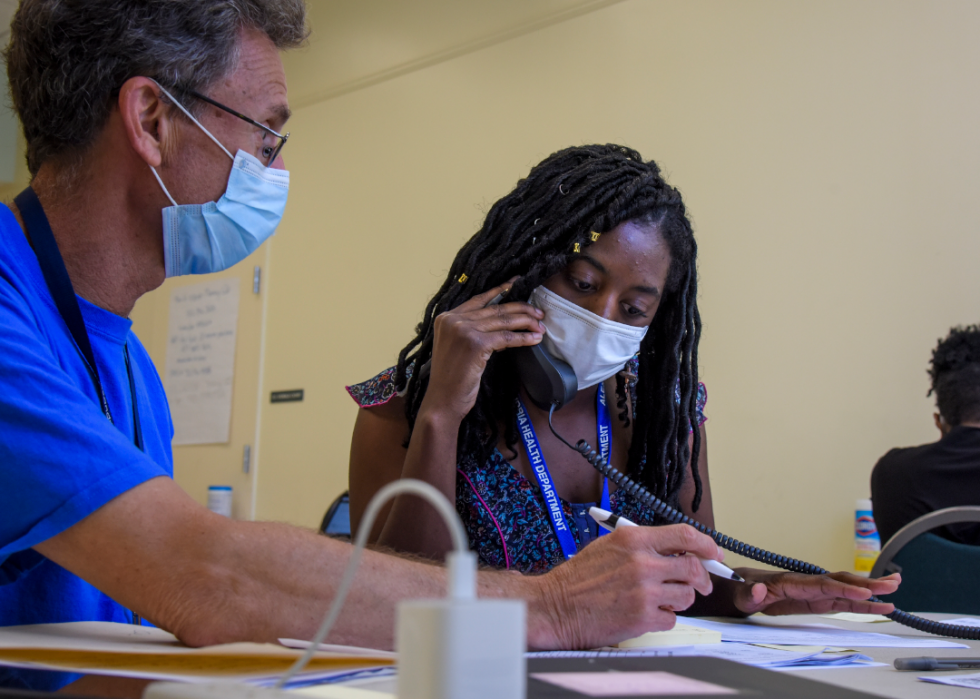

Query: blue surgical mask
[149,83,289,277]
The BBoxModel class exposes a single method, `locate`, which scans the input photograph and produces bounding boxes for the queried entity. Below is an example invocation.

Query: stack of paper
[678,617,970,649]
[528,643,877,669]
[0,622,394,687]
[528,616,970,671]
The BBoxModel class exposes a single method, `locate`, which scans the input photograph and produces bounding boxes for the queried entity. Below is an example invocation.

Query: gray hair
[5,0,308,176]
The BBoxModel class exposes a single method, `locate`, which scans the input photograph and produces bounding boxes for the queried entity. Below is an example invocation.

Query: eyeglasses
[186,89,289,166]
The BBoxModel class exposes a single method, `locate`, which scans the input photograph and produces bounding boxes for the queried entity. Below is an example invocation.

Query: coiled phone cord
[546,406,980,641]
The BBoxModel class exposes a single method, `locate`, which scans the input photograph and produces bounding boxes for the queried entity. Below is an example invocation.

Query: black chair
[870,506,980,615]
[320,490,351,541]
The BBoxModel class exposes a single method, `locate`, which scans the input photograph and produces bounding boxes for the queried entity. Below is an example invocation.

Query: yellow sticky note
[618,623,722,648]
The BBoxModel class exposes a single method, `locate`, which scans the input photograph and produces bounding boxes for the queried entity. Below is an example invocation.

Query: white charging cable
[274,479,473,689]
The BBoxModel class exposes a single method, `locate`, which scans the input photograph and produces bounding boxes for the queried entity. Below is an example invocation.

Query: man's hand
[731,570,901,616]
[523,524,723,650]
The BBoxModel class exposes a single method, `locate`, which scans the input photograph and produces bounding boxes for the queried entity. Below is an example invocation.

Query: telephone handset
[512,344,577,410]
[512,343,980,641]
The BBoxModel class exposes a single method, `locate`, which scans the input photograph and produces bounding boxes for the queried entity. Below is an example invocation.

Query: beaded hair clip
[573,232,601,253]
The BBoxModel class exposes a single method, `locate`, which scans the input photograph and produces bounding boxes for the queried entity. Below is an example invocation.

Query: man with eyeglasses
[0,1,730,690]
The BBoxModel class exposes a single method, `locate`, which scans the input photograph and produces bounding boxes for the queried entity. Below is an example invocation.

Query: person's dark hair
[5,0,308,176]
[928,324,980,426]
[396,144,703,513]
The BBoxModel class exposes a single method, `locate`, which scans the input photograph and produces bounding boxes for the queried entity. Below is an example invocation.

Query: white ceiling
[0,0,623,108]
[282,0,624,108]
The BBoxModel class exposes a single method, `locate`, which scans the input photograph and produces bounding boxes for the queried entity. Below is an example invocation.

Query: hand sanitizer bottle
[854,498,881,577]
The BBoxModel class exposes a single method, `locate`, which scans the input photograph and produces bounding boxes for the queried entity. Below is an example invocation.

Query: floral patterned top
[347,360,707,574]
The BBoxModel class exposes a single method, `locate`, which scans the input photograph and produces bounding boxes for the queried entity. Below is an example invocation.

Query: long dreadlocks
[395,144,703,512]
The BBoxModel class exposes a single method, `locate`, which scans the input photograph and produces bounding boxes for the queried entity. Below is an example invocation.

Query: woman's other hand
[731,570,901,616]
[425,280,545,419]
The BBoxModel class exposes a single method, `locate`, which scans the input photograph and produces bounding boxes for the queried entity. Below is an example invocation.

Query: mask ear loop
[150,79,235,161]
[149,167,178,207]
[148,79,236,208]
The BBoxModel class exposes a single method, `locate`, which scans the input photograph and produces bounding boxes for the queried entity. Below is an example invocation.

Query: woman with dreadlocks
[348,145,898,616]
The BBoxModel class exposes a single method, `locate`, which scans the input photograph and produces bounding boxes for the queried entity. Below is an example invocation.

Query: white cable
[274,479,471,689]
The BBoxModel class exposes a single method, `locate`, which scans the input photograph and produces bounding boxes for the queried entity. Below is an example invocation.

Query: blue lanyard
[517,383,613,560]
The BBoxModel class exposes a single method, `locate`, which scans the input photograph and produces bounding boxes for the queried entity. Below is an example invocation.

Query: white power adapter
[143,683,293,699]
[397,550,526,699]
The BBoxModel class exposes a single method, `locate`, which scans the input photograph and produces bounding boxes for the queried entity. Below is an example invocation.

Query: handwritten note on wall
[165,279,240,446]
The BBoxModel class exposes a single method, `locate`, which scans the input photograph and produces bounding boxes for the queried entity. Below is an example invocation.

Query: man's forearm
[34,478,444,649]
[180,519,564,650]
[35,477,562,650]
[37,477,726,653]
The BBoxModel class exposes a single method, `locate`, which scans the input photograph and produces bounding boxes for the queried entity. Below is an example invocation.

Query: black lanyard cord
[14,186,143,450]
[15,187,114,423]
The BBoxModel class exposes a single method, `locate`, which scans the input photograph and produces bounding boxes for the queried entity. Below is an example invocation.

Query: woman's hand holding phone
[424,279,545,420]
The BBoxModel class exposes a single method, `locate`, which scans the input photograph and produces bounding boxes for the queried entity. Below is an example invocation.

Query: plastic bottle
[854,498,880,576]
[207,485,233,517]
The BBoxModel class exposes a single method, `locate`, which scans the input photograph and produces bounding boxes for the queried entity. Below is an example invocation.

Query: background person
[349,144,900,618]
[872,324,980,545]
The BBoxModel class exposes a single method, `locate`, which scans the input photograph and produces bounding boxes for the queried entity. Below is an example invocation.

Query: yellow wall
[255,0,980,573]
[0,130,30,198]
[115,0,980,575]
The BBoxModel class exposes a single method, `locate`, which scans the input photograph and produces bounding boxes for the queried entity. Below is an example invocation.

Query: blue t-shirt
[0,202,173,630]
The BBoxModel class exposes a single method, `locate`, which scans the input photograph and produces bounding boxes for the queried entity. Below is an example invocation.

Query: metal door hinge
[243,444,252,474]
[252,266,261,294]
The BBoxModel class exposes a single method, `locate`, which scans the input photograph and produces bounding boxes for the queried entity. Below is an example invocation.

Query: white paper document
[0,622,392,686]
[944,617,980,627]
[528,643,875,669]
[279,639,396,659]
[291,683,395,699]
[919,672,980,689]
[165,279,240,445]
[678,618,969,648]
[820,612,890,623]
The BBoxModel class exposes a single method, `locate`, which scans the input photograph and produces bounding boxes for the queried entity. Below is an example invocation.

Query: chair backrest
[871,506,980,615]
[320,491,351,540]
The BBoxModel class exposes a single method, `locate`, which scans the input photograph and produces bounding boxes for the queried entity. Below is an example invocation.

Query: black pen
[895,657,980,671]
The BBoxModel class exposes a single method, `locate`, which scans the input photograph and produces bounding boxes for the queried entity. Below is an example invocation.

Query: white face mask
[529,286,648,390]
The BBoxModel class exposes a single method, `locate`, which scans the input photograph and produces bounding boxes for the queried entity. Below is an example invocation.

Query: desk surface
[345,613,980,699]
[17,613,977,698]
[740,612,980,698]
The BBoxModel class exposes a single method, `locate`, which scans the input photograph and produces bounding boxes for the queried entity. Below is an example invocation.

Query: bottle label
[855,549,878,574]
[854,508,880,575]
[855,511,879,539]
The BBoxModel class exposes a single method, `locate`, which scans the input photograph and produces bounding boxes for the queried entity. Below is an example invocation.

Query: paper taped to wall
[165,279,240,445]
